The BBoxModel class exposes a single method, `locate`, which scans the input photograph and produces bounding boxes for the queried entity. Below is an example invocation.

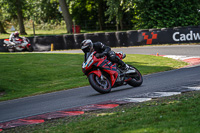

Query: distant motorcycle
[82,51,143,94]
[3,37,33,52]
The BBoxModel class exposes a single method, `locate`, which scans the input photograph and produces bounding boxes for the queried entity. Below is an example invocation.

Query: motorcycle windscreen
[84,52,92,62]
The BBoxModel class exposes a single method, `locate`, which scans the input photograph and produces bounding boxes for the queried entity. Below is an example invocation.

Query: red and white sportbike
[3,37,33,52]
[82,51,143,94]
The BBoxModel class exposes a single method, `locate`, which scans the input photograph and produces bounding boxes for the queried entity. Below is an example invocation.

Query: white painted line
[184,86,200,91]
[163,55,200,61]
[152,92,181,97]
[115,92,182,103]
[141,92,181,98]
[164,55,191,60]
[120,98,152,103]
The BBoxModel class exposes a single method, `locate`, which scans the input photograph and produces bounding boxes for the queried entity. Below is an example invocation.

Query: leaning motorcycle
[82,51,143,94]
[3,37,33,52]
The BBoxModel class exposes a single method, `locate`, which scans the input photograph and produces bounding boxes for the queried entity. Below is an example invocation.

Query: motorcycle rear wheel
[26,45,33,52]
[88,73,111,94]
[127,65,143,87]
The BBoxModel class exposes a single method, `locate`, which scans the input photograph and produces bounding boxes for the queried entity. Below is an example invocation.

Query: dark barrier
[127,30,138,46]
[137,29,149,45]
[34,35,64,51]
[187,27,200,43]
[74,34,84,49]
[94,33,107,44]
[186,25,199,30]
[84,33,98,42]
[84,33,107,44]
[173,26,200,44]
[34,36,50,51]
[0,26,200,52]
[148,29,161,44]
[63,35,75,49]
[157,28,174,44]
[105,32,119,47]
[115,31,128,47]
[52,35,64,50]
[0,39,7,52]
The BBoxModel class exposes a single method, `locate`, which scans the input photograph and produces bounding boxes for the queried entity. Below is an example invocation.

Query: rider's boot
[118,59,136,73]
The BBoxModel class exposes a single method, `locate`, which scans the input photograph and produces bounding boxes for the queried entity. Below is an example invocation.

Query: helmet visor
[81,46,90,53]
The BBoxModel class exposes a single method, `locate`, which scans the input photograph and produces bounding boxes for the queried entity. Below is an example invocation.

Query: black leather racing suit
[93,42,126,68]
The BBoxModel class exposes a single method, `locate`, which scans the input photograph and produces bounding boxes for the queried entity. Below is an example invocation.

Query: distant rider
[81,39,130,71]
[9,31,26,46]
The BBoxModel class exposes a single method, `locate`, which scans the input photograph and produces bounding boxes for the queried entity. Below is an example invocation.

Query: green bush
[134,0,200,29]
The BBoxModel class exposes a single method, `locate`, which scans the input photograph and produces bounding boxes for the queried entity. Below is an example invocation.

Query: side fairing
[95,59,117,71]
[94,59,118,86]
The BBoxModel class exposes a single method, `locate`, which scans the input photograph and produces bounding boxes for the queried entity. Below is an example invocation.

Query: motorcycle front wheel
[127,65,143,87]
[88,73,111,94]
[7,47,15,52]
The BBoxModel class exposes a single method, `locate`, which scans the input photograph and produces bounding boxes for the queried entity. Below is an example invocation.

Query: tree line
[0,0,200,35]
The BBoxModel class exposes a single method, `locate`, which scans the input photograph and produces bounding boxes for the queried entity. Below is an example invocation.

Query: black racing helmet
[81,39,93,53]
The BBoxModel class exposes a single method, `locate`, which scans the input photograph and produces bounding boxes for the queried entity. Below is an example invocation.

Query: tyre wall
[0,39,7,52]
[0,26,200,52]
[105,32,118,47]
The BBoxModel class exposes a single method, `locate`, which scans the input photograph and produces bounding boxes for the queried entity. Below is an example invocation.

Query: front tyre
[88,73,111,94]
[7,46,15,52]
[127,66,143,87]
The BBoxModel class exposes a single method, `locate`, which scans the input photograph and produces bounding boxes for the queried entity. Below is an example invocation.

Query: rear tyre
[88,73,111,94]
[127,65,143,87]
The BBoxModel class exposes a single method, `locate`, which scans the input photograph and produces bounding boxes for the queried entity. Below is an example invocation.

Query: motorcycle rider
[9,31,25,46]
[81,39,130,71]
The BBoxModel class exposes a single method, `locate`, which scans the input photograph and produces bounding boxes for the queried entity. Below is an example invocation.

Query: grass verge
[4,91,200,133]
[0,53,187,101]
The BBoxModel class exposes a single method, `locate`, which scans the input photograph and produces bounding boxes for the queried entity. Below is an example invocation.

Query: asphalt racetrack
[45,44,200,56]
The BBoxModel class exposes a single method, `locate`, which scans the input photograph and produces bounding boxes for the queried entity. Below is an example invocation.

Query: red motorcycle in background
[3,37,33,52]
[82,51,143,94]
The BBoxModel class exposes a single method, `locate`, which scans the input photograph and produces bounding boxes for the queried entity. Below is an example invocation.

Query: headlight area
[87,59,94,67]
[82,59,94,69]
[82,59,94,75]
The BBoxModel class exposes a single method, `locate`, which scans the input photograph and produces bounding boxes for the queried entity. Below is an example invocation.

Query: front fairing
[82,52,95,74]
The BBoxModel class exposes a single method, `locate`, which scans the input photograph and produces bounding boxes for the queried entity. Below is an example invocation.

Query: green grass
[0,53,187,101]
[0,53,86,101]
